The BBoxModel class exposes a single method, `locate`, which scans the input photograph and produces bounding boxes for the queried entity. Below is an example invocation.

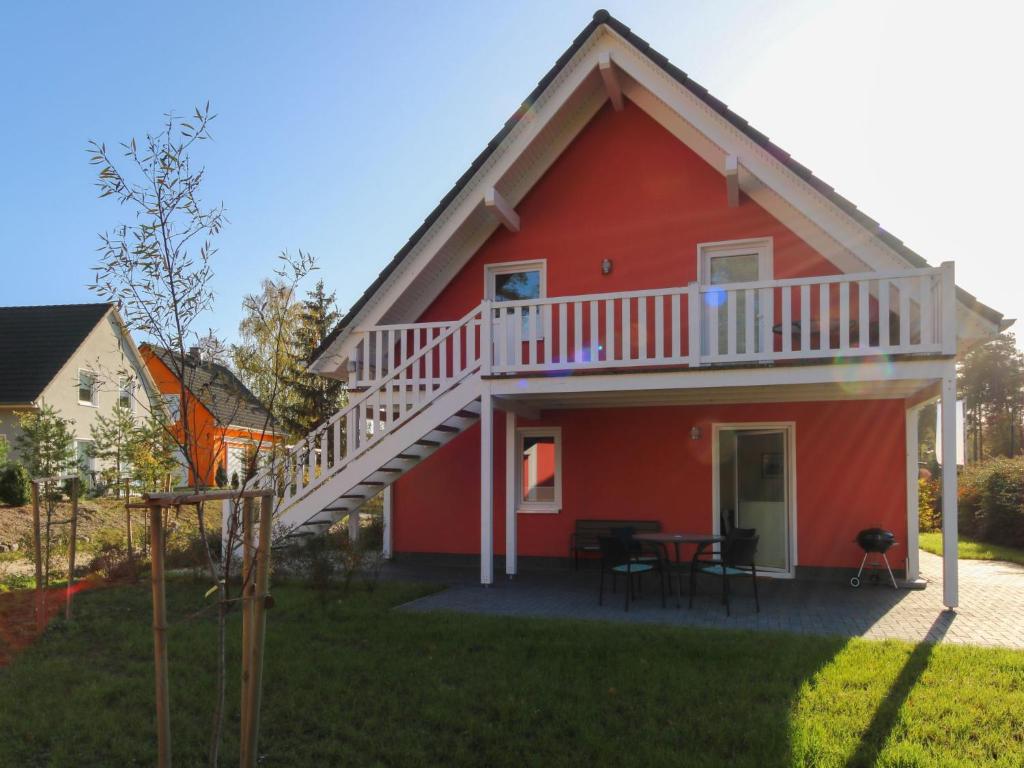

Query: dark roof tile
[0,303,112,405]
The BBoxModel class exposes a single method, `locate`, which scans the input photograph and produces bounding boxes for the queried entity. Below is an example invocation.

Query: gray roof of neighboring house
[312,9,1004,365]
[146,345,275,433]
[0,302,113,405]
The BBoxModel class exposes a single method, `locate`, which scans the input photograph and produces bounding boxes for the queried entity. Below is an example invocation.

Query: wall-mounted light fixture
[690,425,702,441]
[601,258,613,275]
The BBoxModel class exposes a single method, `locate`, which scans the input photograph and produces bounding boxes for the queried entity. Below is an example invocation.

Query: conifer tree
[88,404,137,494]
[280,280,346,437]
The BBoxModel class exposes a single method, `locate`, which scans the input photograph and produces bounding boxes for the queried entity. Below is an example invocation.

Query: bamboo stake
[239,497,254,762]
[150,504,172,768]
[65,478,79,621]
[31,481,44,633]
[241,494,273,768]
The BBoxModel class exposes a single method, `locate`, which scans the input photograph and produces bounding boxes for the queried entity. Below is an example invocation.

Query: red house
[270,12,1007,608]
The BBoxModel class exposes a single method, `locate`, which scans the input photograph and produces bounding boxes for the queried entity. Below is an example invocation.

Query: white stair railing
[255,304,485,512]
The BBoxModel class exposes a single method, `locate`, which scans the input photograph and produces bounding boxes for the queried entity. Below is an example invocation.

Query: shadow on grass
[842,613,953,768]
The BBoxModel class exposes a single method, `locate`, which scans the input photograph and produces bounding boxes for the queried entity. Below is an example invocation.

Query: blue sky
[2,1,1021,345]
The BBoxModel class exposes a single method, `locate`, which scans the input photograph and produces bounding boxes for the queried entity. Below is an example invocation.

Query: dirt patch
[0,497,133,553]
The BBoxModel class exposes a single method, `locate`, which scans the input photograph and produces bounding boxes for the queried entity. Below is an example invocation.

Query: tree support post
[150,504,172,768]
[239,497,254,759]
[241,493,273,768]
[65,478,79,621]
[31,481,44,632]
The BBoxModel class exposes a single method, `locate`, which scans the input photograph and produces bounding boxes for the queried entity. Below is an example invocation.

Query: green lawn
[919,531,1024,566]
[0,580,1022,767]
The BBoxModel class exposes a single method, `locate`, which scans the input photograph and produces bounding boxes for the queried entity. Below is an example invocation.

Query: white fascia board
[312,30,615,375]
[488,359,951,398]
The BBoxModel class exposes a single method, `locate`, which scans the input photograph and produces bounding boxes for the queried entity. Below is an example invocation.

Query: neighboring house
[0,302,161,480]
[140,344,282,488]
[255,11,1009,609]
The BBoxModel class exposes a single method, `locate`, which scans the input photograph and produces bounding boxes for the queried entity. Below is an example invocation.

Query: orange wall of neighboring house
[141,350,276,487]
[392,399,908,571]
[416,100,841,327]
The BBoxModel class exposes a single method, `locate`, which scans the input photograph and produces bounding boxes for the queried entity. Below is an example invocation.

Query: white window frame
[697,237,774,286]
[485,259,548,341]
[483,259,547,301]
[75,439,95,473]
[78,368,98,407]
[163,393,181,423]
[118,376,135,413]
[515,426,562,514]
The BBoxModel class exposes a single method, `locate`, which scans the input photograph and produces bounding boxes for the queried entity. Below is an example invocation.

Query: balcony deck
[347,265,955,390]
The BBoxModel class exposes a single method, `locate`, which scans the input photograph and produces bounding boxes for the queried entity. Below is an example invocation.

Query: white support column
[382,485,393,560]
[504,410,517,578]
[940,367,958,608]
[480,389,494,585]
[348,508,361,543]
[905,405,920,581]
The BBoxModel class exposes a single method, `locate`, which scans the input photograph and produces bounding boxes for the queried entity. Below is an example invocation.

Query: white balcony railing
[348,264,955,385]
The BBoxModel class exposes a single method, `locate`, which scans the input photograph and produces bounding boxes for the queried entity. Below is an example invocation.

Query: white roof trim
[313,23,1000,374]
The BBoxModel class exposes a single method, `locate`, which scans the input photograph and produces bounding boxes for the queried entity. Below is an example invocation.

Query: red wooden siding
[416,100,841,326]
[392,399,907,570]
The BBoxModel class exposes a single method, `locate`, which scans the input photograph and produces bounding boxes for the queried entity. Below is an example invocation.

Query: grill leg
[850,552,870,588]
[881,553,899,590]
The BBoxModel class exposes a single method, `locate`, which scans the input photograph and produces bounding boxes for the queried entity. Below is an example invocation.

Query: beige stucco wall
[1,312,159,472]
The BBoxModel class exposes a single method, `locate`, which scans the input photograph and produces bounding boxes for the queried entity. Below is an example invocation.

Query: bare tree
[89,104,316,765]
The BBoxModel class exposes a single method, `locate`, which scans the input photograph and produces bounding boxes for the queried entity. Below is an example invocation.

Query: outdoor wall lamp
[690,426,702,440]
[601,258,613,275]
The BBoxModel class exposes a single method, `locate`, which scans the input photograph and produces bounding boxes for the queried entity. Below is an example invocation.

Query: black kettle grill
[850,527,899,589]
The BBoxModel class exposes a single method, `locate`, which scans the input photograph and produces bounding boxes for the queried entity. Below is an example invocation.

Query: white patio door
[699,239,772,357]
[715,426,794,575]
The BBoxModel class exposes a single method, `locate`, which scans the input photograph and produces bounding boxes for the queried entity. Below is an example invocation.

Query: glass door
[699,240,771,356]
[717,428,791,573]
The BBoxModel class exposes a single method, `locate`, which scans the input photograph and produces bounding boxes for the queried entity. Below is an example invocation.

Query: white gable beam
[725,154,740,207]
[484,187,520,232]
[598,52,623,111]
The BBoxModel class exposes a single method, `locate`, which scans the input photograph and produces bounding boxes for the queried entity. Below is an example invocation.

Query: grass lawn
[919,531,1024,567]
[0,579,1021,767]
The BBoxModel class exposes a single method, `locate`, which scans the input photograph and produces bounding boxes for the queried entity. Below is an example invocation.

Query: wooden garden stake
[150,503,172,768]
[239,497,255,759]
[31,481,44,632]
[65,477,79,621]
[241,493,273,768]
[125,478,134,556]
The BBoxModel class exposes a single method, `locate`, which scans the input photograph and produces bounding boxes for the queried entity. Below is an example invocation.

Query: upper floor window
[698,238,773,287]
[118,377,135,412]
[486,260,546,337]
[163,394,181,423]
[78,370,97,406]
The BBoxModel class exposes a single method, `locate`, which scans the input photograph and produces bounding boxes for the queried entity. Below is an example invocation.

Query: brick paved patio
[391,551,1024,648]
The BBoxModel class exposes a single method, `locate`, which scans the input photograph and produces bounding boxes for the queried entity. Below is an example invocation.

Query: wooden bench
[569,519,662,569]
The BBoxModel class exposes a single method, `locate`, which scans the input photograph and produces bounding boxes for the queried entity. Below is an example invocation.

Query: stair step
[360,481,385,487]
[454,409,479,418]
[395,453,419,460]
[322,506,348,512]
[377,467,401,473]
[433,424,459,433]
[341,494,366,499]
[416,439,440,447]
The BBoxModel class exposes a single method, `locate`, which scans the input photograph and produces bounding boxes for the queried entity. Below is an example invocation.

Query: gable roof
[144,345,275,433]
[313,9,1004,368]
[0,303,113,405]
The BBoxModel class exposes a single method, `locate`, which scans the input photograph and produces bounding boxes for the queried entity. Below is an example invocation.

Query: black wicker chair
[598,536,665,611]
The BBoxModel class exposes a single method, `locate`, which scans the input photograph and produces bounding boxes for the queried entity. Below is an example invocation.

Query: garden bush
[957,457,1024,548]
[0,463,30,506]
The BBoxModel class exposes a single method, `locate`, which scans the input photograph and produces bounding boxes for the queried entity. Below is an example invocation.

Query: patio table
[633,532,725,607]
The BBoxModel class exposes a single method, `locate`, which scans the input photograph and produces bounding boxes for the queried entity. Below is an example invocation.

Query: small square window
[517,427,561,513]
[78,370,96,405]
[487,261,546,340]
[118,377,134,411]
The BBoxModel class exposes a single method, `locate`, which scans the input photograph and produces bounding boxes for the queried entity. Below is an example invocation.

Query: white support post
[687,281,702,367]
[598,52,624,111]
[348,508,361,543]
[504,410,517,578]
[382,485,393,560]
[725,154,740,207]
[480,389,494,585]
[940,367,958,608]
[480,300,493,377]
[905,405,920,581]
[940,261,956,355]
